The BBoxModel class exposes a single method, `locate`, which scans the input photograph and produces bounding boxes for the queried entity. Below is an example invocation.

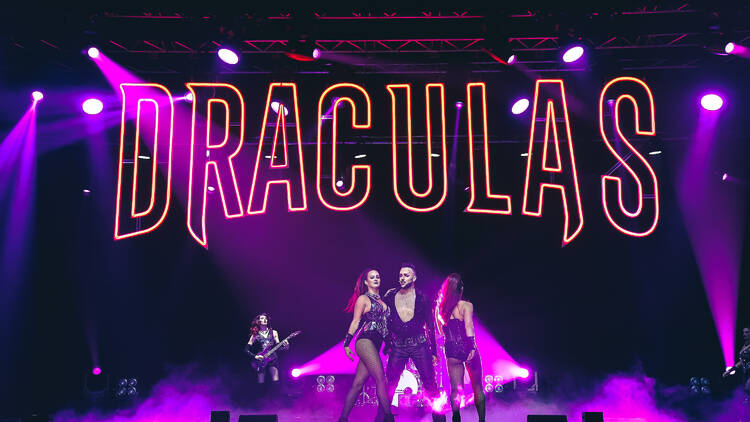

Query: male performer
[378,263,446,422]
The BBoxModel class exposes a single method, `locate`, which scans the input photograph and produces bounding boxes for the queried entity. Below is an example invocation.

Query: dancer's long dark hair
[250,313,271,336]
[437,273,463,324]
[344,268,376,313]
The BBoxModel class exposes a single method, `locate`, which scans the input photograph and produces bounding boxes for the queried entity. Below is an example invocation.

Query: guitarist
[724,326,750,397]
[245,313,289,384]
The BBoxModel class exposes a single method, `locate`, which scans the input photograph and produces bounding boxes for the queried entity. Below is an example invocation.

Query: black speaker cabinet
[237,416,278,422]
[582,412,604,422]
[527,416,568,422]
[209,410,229,422]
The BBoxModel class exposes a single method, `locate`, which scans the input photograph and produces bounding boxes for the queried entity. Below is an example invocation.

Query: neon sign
[115,77,660,247]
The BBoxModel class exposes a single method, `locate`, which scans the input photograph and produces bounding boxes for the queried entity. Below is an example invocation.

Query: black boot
[383,414,395,422]
[452,410,461,422]
[432,413,447,422]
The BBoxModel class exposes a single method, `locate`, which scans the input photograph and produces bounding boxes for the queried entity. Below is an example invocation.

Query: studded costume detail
[356,292,390,348]
[740,345,750,382]
[249,329,280,364]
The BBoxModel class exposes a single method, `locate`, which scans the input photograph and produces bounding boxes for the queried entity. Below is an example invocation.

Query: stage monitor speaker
[582,412,603,422]
[210,411,229,422]
[527,416,567,422]
[237,416,278,422]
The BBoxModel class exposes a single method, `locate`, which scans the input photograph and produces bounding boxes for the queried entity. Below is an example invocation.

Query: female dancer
[339,268,395,422]
[245,313,289,384]
[436,273,485,422]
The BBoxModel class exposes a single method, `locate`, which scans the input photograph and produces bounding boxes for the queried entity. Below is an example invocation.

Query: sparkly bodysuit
[250,329,280,364]
[356,293,390,349]
[740,344,750,381]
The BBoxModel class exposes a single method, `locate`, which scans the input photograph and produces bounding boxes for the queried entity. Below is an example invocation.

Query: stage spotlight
[511,98,530,115]
[354,154,367,159]
[208,186,216,192]
[521,152,529,157]
[82,98,104,115]
[336,178,344,188]
[87,47,100,59]
[511,367,530,379]
[700,94,724,111]
[722,42,750,58]
[482,45,514,65]
[270,101,289,116]
[315,374,336,393]
[84,370,108,395]
[284,39,319,61]
[291,368,301,378]
[483,384,493,393]
[562,45,584,63]
[185,92,194,103]
[688,376,710,394]
[722,173,728,181]
[82,189,91,196]
[431,153,440,158]
[218,48,240,65]
[114,377,139,399]
[455,101,464,109]
[648,150,662,155]
[31,91,43,102]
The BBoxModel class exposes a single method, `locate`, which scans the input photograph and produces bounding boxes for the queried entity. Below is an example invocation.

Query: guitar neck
[265,342,284,356]
[262,333,297,357]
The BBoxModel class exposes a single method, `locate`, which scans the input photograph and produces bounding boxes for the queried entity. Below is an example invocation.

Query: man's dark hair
[400,262,417,275]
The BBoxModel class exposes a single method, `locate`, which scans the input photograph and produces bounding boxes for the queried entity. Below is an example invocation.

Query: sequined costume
[356,293,390,349]
[740,344,750,382]
[247,329,281,364]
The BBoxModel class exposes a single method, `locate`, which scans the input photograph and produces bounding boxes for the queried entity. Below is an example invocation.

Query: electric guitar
[248,330,301,372]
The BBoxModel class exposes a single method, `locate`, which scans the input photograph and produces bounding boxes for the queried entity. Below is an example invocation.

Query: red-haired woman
[436,273,485,422]
[338,268,395,422]
[245,313,288,384]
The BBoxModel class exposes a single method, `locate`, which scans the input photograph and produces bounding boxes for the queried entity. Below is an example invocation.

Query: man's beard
[399,280,414,290]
